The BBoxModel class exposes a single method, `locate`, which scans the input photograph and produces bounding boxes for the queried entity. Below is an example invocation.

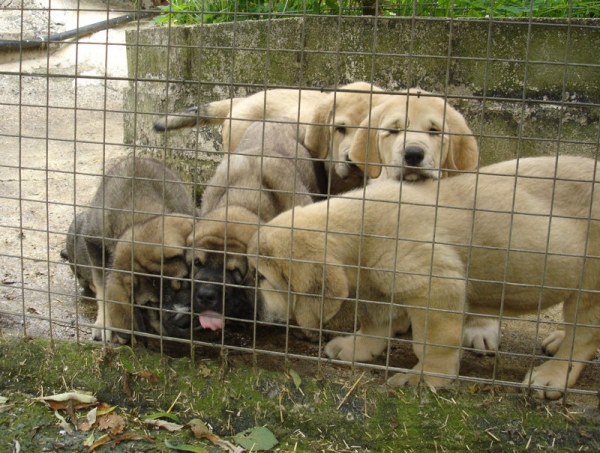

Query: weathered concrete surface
[124,17,600,183]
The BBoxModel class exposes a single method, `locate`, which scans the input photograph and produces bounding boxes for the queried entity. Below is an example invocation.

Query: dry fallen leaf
[43,400,96,411]
[85,432,152,452]
[96,402,117,416]
[98,413,126,435]
[143,418,184,432]
[87,433,111,452]
[187,419,243,453]
[38,392,97,404]
[112,433,152,445]
[136,370,159,384]
[188,419,216,441]
[53,410,73,436]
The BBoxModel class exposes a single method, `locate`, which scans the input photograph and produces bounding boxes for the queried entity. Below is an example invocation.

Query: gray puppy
[61,212,95,298]
[78,157,196,343]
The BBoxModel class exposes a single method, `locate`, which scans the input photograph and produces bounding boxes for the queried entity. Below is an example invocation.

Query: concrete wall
[124,17,600,188]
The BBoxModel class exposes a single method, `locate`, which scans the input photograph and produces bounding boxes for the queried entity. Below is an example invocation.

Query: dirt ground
[0,0,153,342]
[0,0,598,406]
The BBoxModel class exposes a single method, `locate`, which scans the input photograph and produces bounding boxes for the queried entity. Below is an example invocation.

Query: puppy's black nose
[196,284,220,309]
[404,147,425,167]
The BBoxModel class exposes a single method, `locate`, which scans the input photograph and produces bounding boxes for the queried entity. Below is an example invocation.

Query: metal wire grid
[0,1,599,400]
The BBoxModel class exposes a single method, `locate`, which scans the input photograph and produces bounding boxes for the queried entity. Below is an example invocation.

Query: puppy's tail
[153,99,236,132]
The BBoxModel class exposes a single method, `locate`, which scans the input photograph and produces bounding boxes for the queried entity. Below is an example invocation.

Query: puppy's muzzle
[403,146,425,167]
[196,283,222,311]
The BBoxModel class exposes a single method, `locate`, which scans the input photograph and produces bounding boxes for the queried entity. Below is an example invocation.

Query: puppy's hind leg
[523,292,600,400]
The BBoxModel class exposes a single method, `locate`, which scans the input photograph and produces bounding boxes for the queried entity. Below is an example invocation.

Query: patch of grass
[153,0,600,26]
[0,337,599,452]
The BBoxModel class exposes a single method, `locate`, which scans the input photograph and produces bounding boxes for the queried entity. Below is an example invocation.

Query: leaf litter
[34,389,278,452]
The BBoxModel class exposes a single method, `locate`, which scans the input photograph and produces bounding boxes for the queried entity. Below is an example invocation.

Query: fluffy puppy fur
[187,120,323,331]
[348,90,479,182]
[79,157,196,343]
[301,82,389,193]
[154,82,388,195]
[153,88,325,153]
[61,212,96,298]
[249,156,600,400]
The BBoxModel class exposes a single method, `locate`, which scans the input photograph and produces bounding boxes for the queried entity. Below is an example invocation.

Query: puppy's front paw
[325,336,363,361]
[325,335,380,362]
[92,322,130,344]
[522,364,567,400]
[91,325,104,342]
[541,330,565,356]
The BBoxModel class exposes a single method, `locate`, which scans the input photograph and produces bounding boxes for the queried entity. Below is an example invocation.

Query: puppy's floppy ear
[348,104,385,179]
[143,216,194,276]
[114,216,194,278]
[290,259,349,324]
[443,107,479,175]
[191,206,260,254]
[304,97,333,159]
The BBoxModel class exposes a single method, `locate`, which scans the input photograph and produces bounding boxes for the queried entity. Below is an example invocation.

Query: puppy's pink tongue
[199,311,223,331]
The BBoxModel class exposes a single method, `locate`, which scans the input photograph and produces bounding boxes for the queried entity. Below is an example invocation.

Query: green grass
[1,337,599,452]
[153,0,600,25]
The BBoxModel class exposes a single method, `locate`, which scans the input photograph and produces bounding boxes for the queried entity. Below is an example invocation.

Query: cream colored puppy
[348,90,479,182]
[154,82,389,194]
[249,156,600,400]
[303,83,389,193]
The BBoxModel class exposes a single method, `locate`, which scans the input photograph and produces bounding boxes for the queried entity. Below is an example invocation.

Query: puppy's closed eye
[254,271,266,284]
[164,254,183,264]
[231,268,245,283]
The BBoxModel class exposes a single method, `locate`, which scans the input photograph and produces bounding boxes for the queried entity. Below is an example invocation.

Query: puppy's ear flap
[304,98,333,159]
[444,108,479,175]
[291,260,349,324]
[145,216,194,276]
[348,107,384,179]
[114,216,194,278]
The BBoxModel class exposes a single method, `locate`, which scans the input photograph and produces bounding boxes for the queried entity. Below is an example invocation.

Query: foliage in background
[154,0,600,25]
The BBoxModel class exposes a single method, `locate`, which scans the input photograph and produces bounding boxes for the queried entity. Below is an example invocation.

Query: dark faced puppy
[187,121,323,331]
[76,157,196,343]
[131,275,201,339]
[188,207,257,330]
[101,214,195,343]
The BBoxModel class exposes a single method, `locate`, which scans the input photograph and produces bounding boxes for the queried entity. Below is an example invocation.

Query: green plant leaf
[289,369,302,390]
[232,426,278,451]
[141,412,180,422]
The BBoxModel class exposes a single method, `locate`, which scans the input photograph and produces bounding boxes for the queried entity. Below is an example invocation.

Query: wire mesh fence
[0,0,599,402]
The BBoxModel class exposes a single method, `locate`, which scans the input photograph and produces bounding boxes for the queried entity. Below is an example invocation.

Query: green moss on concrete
[1,338,598,452]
